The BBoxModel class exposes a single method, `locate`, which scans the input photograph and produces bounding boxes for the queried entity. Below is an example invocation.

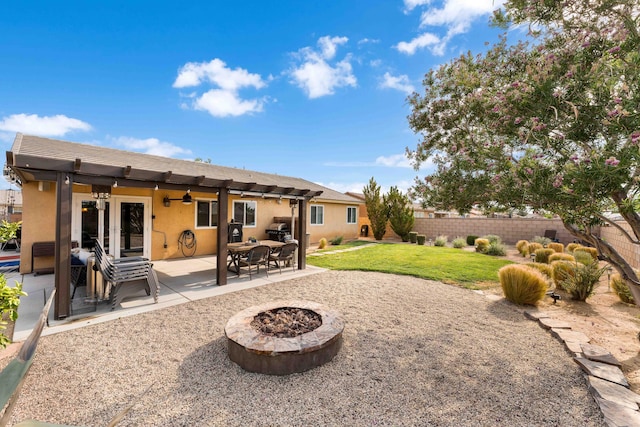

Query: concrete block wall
[600,222,640,269]
[412,218,573,245]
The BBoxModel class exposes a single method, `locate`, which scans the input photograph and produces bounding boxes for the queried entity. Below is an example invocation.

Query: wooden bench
[93,240,159,310]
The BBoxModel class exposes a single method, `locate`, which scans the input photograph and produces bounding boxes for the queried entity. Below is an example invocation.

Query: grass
[316,240,373,252]
[307,243,513,290]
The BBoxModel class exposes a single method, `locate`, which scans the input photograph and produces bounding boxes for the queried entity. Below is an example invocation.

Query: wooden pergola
[6,134,322,319]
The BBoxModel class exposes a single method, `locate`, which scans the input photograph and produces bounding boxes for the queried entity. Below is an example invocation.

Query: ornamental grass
[499,264,548,305]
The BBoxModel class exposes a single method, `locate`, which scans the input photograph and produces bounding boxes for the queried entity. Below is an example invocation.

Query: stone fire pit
[224,300,344,375]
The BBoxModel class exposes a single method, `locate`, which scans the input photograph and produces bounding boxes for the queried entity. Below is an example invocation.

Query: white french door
[72,195,151,259]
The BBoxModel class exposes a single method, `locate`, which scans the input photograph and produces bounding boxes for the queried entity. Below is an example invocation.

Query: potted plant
[0,274,27,348]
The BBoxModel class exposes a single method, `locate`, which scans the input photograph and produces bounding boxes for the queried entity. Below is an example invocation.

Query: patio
[12,255,324,341]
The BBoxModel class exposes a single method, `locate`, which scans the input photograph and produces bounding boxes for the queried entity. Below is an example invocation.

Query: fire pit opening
[251,307,322,338]
[225,300,344,375]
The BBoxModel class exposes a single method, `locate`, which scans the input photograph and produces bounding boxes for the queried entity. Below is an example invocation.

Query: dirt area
[487,246,640,392]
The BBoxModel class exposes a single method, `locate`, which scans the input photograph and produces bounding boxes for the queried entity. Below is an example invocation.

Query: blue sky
[0,0,505,194]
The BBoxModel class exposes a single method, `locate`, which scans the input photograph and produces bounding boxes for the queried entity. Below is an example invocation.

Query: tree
[407,0,640,304]
[384,186,415,242]
[363,177,388,240]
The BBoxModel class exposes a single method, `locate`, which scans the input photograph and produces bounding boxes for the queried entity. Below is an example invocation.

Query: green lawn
[316,240,373,252]
[307,243,513,289]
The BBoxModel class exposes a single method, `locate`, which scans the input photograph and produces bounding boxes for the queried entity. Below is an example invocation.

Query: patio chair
[238,245,270,280]
[93,240,159,310]
[269,242,297,274]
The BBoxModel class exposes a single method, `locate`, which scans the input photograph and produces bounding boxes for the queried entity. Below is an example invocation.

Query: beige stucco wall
[19,185,360,270]
[307,201,360,244]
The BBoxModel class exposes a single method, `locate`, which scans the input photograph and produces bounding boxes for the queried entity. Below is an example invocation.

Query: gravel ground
[6,271,604,426]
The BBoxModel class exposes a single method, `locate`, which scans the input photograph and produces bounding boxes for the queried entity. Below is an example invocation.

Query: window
[196,200,218,228]
[347,206,357,224]
[310,204,324,225]
[233,200,256,227]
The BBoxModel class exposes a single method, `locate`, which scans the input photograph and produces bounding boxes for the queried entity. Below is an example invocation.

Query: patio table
[227,240,285,277]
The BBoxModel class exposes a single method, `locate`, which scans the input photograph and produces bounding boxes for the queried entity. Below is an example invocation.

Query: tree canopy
[407,0,640,302]
[384,186,414,242]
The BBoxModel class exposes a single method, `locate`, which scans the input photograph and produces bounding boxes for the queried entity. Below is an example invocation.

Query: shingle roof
[8,133,359,203]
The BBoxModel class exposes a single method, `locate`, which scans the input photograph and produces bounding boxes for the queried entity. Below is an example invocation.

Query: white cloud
[173,58,267,117]
[173,58,265,91]
[375,154,413,168]
[419,0,504,35]
[112,136,192,158]
[380,72,415,95]
[370,59,383,67]
[403,0,432,12]
[358,38,380,45]
[395,32,442,55]
[397,0,503,56]
[194,89,264,117]
[0,113,91,137]
[289,36,357,99]
[314,181,368,194]
[323,153,413,169]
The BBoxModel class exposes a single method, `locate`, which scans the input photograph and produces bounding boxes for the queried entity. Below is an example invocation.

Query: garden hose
[178,230,197,257]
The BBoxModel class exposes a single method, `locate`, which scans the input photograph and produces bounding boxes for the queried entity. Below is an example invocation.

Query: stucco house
[5,133,360,318]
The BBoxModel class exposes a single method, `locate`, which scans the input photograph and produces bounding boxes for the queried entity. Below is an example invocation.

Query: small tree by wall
[363,177,388,240]
[385,186,414,242]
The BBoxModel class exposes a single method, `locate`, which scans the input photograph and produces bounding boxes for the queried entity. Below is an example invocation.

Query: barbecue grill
[265,222,290,242]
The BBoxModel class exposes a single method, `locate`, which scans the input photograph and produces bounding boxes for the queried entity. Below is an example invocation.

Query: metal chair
[238,245,270,279]
[269,242,297,273]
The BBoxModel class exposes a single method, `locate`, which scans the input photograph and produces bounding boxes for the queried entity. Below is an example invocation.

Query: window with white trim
[310,204,324,225]
[196,199,218,228]
[347,206,357,224]
[233,200,256,227]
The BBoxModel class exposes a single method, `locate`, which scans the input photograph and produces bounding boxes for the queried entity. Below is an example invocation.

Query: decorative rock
[524,310,551,321]
[595,397,640,427]
[484,294,501,302]
[582,343,622,367]
[588,376,640,411]
[539,318,572,329]
[551,328,590,345]
[574,358,629,388]
[564,340,583,354]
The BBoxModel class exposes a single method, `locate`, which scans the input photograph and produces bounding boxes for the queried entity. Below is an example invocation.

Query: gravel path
[6,271,604,426]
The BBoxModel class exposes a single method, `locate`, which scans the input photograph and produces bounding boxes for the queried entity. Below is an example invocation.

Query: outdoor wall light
[163,189,192,207]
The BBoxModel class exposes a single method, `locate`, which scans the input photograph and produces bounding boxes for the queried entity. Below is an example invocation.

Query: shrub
[527,242,543,256]
[611,271,637,304]
[466,235,479,246]
[499,265,548,305]
[409,231,418,244]
[318,238,328,249]
[485,241,507,256]
[452,237,466,248]
[573,250,594,265]
[547,242,564,253]
[548,253,575,263]
[329,236,343,245]
[0,275,26,349]
[532,235,552,246]
[516,240,529,256]
[566,243,580,253]
[416,235,426,245]
[475,238,489,253]
[434,235,448,247]
[551,260,576,290]
[534,248,556,264]
[481,234,501,245]
[524,262,554,283]
[562,260,606,301]
[575,246,598,261]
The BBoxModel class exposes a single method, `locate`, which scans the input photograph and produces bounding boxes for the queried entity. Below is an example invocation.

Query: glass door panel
[119,202,145,258]
[80,200,110,252]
